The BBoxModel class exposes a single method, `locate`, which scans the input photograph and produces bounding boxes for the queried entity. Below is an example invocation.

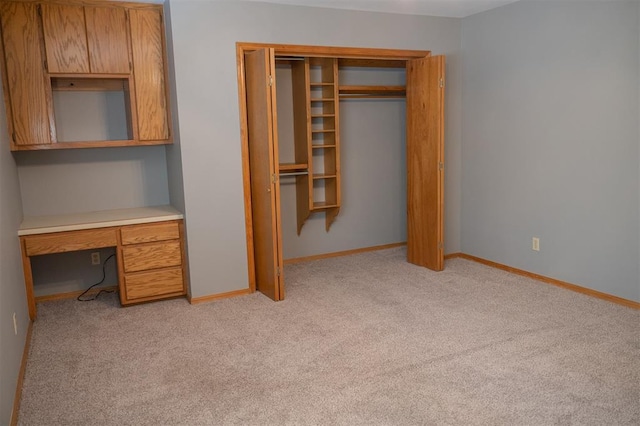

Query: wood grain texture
[236,43,257,293]
[238,42,430,61]
[41,3,90,73]
[406,55,445,271]
[123,267,184,301]
[452,253,640,310]
[120,221,179,245]
[24,228,118,256]
[122,240,182,273]
[291,59,310,234]
[85,5,129,74]
[129,7,169,140]
[245,48,284,301]
[20,237,36,321]
[0,1,51,145]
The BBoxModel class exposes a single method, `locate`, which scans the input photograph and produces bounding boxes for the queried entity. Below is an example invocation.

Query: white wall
[0,73,28,424]
[461,0,640,301]
[168,0,462,298]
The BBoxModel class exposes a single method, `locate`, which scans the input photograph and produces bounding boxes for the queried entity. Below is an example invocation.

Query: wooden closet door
[406,55,445,271]
[244,48,284,301]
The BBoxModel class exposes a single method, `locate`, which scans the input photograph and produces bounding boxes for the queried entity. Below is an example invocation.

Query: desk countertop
[19,205,184,236]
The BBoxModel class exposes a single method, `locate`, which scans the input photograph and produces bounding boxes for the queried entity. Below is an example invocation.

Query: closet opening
[237,43,445,301]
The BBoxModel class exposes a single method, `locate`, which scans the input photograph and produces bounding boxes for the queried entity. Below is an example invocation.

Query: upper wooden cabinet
[41,3,130,74]
[0,0,171,150]
[0,2,52,146]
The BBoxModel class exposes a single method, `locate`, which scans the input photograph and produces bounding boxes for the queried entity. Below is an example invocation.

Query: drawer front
[124,267,184,301]
[24,228,117,256]
[122,240,182,273]
[120,221,180,245]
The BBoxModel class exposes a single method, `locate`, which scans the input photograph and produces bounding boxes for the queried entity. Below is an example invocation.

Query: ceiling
[246,0,521,18]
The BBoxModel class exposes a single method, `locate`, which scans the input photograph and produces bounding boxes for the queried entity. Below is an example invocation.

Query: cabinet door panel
[85,6,129,74]
[0,2,51,145]
[129,8,169,141]
[41,4,90,73]
[406,55,445,271]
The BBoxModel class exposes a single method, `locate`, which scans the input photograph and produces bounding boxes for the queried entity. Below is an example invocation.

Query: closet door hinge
[439,78,444,88]
[439,162,444,171]
[276,267,281,277]
[271,173,278,183]
[438,242,444,250]
[268,75,273,87]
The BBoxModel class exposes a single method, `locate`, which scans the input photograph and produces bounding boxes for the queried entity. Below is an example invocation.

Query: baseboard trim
[448,252,639,310]
[284,242,407,265]
[189,288,252,305]
[11,320,33,426]
[34,285,118,303]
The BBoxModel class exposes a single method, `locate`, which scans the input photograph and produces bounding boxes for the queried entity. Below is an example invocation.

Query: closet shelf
[312,201,339,210]
[311,144,336,149]
[310,98,335,102]
[279,163,308,172]
[338,85,406,98]
[311,129,335,133]
[312,173,337,179]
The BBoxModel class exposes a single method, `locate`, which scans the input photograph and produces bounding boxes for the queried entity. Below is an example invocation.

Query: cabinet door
[0,2,52,146]
[129,8,170,141]
[41,3,90,73]
[406,55,445,271]
[85,6,130,74]
[245,48,285,301]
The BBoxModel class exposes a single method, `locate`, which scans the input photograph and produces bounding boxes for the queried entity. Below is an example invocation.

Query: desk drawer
[24,228,118,256]
[124,267,184,301]
[122,241,181,273]
[120,222,180,245]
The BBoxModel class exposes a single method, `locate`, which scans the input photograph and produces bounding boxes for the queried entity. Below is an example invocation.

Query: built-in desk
[19,206,188,321]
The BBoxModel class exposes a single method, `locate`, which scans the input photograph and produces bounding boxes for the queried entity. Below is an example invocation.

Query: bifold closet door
[406,55,445,271]
[244,48,285,301]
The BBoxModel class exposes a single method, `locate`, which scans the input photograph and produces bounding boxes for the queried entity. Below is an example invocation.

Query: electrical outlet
[13,312,17,335]
[91,252,101,265]
[532,237,540,251]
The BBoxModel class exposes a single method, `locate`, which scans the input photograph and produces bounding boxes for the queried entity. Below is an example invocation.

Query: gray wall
[0,74,28,424]
[461,0,640,301]
[168,0,462,298]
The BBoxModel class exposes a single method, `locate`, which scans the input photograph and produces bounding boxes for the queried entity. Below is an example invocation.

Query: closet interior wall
[275,60,408,260]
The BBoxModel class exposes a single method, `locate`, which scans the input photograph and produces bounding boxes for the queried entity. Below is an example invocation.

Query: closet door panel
[406,55,445,271]
[245,48,284,301]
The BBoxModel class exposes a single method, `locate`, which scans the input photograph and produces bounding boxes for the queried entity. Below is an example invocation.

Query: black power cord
[77,253,116,302]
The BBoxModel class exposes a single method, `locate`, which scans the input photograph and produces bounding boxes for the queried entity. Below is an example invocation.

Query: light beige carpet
[18,247,639,425]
